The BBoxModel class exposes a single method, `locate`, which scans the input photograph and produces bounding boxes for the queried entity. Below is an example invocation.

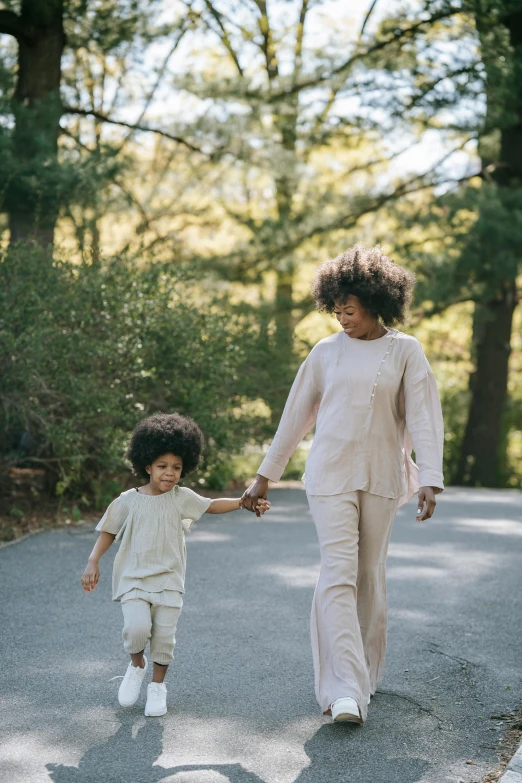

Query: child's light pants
[307,490,399,723]
[121,592,181,665]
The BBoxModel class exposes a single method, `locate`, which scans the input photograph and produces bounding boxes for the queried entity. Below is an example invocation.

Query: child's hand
[81,561,100,592]
[255,498,271,516]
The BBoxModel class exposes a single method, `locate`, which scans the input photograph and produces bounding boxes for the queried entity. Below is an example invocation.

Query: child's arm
[207,498,270,515]
[81,531,116,592]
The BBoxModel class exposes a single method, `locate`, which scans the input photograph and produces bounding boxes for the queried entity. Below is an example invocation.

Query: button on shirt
[257,330,444,504]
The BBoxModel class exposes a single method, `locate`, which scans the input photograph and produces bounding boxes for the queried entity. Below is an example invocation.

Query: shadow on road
[294,725,429,782]
[46,715,429,783]
[46,714,265,783]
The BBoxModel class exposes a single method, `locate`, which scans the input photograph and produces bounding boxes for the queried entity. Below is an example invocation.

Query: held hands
[254,498,271,516]
[239,495,271,517]
[241,475,270,518]
[416,486,440,522]
[81,560,100,592]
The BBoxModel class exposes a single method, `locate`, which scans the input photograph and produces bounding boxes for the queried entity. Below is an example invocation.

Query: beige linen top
[96,485,211,602]
[258,329,444,505]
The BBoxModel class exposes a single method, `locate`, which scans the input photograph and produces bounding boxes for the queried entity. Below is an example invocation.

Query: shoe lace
[109,663,145,685]
[128,666,144,685]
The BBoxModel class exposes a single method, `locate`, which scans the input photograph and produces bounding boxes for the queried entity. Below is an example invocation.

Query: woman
[241,245,444,724]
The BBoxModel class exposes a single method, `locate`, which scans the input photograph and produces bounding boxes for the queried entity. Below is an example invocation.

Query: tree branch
[203,0,244,76]
[308,135,478,231]
[268,6,460,102]
[116,28,188,156]
[0,9,35,44]
[301,142,420,196]
[359,0,380,40]
[392,65,479,116]
[296,170,476,257]
[204,141,480,279]
[410,294,473,324]
[253,0,279,83]
[293,0,309,84]
[113,179,151,230]
[60,126,93,153]
[104,44,133,118]
[62,106,210,156]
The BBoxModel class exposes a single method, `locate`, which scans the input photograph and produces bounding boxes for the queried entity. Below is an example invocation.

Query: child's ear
[145,466,151,475]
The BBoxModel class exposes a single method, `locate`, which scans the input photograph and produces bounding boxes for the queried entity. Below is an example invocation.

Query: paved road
[1,488,521,783]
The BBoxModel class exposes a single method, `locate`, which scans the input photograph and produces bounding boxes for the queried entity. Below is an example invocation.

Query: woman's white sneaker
[331,697,362,723]
[118,657,148,707]
[145,682,167,717]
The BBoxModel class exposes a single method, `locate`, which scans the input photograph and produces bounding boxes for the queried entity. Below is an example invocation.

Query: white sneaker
[118,657,148,707]
[331,697,362,724]
[144,682,167,717]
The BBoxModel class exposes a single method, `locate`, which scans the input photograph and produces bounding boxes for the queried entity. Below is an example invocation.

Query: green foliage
[388,181,522,312]
[0,243,279,499]
[0,100,110,225]
[65,0,163,50]
[453,185,522,292]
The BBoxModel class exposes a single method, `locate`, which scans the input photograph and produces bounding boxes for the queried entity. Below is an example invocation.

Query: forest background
[1,0,521,534]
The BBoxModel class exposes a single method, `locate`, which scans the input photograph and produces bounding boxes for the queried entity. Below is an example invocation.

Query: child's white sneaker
[118,657,148,707]
[331,697,362,724]
[145,682,167,717]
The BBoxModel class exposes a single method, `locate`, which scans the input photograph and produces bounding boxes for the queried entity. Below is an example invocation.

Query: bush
[0,245,277,499]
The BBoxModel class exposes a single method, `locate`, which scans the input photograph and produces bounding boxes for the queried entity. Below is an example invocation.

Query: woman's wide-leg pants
[307,490,398,723]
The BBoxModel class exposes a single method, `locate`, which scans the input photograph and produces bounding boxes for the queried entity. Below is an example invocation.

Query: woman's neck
[358,322,388,341]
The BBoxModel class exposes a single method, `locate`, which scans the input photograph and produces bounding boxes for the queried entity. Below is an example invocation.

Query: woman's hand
[241,474,269,518]
[81,559,100,592]
[416,486,440,522]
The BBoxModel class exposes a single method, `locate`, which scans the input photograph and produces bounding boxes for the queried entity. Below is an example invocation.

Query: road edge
[499,740,522,782]
[0,526,48,550]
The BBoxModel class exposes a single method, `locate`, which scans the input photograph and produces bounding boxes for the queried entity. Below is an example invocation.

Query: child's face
[146,453,183,493]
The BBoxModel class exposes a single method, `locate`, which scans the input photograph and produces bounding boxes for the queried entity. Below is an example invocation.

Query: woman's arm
[81,531,116,592]
[242,350,322,515]
[403,343,445,521]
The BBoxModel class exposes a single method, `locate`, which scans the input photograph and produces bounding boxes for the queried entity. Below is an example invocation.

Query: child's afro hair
[127,412,204,479]
[311,244,415,326]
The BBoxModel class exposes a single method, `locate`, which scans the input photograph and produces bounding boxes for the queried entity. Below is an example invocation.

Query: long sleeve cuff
[418,470,444,491]
[257,457,286,483]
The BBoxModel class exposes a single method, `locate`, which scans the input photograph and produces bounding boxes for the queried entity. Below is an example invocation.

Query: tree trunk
[454,282,517,485]
[456,4,522,486]
[260,3,309,419]
[4,1,65,247]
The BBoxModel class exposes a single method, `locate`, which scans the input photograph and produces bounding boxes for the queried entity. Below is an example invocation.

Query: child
[81,412,269,717]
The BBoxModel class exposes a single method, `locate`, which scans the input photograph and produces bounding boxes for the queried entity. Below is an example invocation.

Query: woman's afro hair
[311,244,415,326]
[127,412,204,479]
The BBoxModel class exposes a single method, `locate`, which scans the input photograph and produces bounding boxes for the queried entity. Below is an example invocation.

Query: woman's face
[334,295,377,339]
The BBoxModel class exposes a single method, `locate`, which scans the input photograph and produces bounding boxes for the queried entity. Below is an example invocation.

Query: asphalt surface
[1,487,521,783]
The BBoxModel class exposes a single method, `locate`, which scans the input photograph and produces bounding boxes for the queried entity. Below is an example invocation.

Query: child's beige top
[258,329,444,505]
[96,485,211,602]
